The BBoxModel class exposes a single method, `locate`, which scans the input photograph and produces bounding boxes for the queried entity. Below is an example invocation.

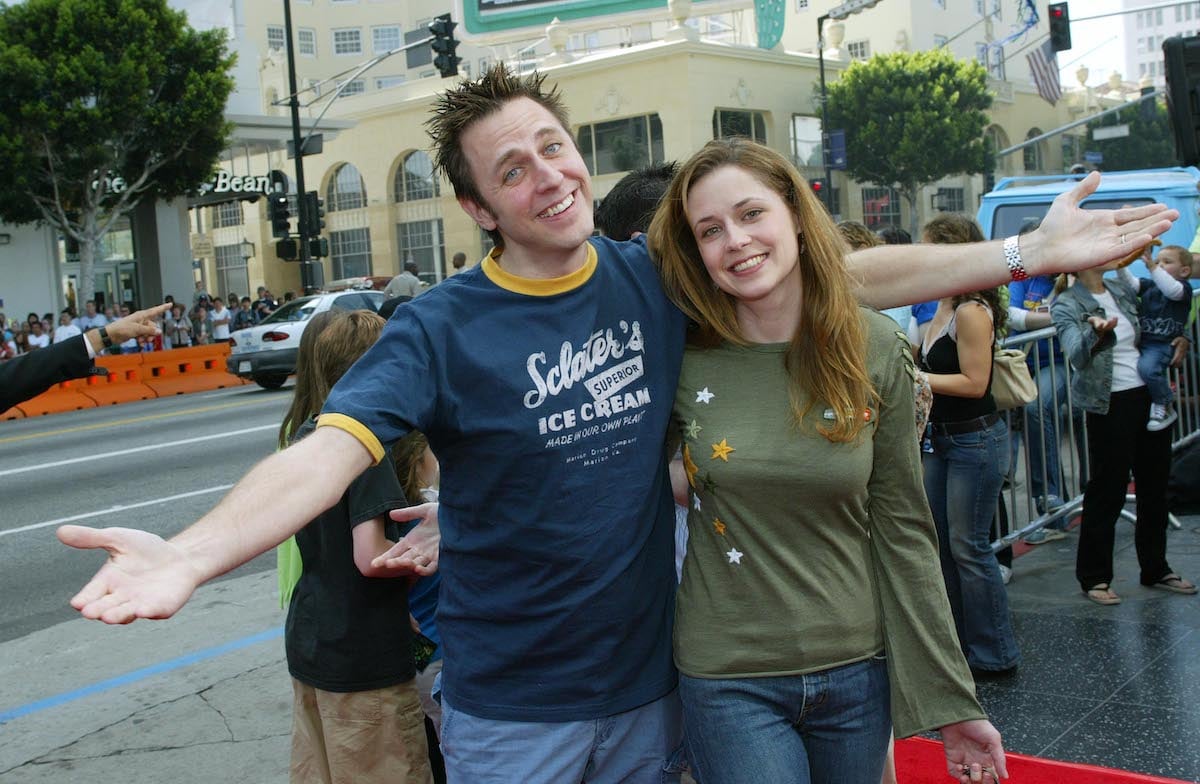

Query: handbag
[991,347,1038,410]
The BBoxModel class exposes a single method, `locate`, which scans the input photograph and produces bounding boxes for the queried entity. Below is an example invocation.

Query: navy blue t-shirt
[319,236,687,722]
[1135,276,1192,342]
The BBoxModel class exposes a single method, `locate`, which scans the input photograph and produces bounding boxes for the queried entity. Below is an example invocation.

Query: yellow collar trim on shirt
[481,243,597,296]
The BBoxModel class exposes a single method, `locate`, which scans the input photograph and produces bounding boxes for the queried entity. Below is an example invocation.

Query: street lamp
[817,0,882,213]
[239,239,256,261]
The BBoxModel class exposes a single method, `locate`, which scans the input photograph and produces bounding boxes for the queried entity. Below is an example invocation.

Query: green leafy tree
[0,0,235,305]
[1087,99,1175,171]
[824,49,993,236]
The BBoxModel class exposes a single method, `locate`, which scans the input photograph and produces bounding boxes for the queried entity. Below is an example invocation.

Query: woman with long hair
[279,309,433,784]
[649,138,1005,784]
[917,214,1020,677]
[1052,260,1196,604]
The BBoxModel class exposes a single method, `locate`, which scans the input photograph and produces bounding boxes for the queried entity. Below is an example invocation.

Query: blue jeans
[1137,340,1174,406]
[678,657,892,784]
[923,419,1021,672]
[440,691,685,784]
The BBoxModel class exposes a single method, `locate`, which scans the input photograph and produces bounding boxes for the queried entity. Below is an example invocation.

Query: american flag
[1027,39,1062,105]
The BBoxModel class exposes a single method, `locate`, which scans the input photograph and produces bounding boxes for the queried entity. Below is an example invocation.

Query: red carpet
[895,738,1193,783]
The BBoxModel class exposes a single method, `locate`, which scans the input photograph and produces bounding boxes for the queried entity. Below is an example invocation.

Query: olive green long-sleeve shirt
[671,309,983,738]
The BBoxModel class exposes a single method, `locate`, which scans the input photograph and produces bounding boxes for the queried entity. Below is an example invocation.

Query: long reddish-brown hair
[648,138,874,442]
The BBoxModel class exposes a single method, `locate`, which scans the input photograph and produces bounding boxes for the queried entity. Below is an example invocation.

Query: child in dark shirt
[280,310,432,784]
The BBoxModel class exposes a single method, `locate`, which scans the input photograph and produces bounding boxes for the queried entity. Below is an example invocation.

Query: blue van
[977,167,1200,280]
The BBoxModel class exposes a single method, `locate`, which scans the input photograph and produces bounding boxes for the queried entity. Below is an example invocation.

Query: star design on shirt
[693,494,702,511]
[696,387,715,404]
[682,445,699,488]
[701,472,718,493]
[711,438,735,461]
[683,419,702,440]
[712,518,727,535]
[726,548,743,565]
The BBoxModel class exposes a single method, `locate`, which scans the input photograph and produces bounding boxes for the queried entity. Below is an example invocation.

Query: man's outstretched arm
[849,172,1178,309]
[58,426,375,624]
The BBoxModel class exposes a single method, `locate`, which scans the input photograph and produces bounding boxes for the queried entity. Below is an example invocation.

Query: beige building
[188,0,1085,298]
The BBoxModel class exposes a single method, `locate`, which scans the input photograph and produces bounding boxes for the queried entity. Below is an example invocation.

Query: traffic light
[302,191,325,236]
[1140,84,1157,122]
[1048,3,1071,52]
[1164,36,1200,166]
[268,192,290,239]
[309,237,329,259]
[276,238,298,261]
[429,14,461,78]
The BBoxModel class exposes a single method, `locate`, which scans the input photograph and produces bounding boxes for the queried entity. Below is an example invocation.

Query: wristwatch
[98,325,114,349]
[1003,235,1029,282]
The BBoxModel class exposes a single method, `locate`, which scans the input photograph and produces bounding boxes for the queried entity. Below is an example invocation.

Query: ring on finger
[1120,233,1127,244]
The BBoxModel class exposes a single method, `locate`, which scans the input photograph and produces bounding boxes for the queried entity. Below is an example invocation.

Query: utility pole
[817,0,882,214]
[282,0,320,294]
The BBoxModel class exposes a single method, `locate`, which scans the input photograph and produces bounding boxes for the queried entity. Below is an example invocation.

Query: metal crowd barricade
[993,288,1200,552]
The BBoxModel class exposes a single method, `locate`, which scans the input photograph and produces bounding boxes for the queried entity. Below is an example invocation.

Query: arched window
[327,163,367,212]
[394,150,439,202]
[1023,128,1044,173]
[985,125,1012,174]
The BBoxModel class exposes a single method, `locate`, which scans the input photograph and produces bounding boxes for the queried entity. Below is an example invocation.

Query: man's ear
[459,196,498,232]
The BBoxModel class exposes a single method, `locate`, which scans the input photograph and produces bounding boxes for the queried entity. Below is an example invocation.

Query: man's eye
[504,168,521,183]
[545,142,561,154]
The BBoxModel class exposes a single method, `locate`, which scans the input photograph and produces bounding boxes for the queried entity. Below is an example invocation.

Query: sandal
[1084,584,1121,605]
[1147,574,1198,595]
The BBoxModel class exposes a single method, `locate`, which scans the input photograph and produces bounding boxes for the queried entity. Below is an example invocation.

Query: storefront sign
[190,169,288,208]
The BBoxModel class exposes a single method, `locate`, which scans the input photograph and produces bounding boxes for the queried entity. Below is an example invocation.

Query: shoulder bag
[992,347,1038,410]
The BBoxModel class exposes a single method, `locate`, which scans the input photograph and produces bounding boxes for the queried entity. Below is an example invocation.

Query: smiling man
[60,65,1178,784]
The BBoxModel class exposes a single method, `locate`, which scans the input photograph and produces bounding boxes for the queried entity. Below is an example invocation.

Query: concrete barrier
[82,353,156,406]
[143,344,247,396]
[15,377,97,417]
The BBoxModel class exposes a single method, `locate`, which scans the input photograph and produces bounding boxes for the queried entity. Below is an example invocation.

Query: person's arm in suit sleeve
[0,336,94,411]
[0,303,169,412]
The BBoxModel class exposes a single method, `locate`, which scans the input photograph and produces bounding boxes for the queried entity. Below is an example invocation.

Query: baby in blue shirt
[1121,245,1193,431]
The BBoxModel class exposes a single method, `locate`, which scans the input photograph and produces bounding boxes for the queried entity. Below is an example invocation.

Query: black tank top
[919,303,996,424]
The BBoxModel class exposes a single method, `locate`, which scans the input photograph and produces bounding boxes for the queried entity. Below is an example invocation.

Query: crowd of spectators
[0,282,288,363]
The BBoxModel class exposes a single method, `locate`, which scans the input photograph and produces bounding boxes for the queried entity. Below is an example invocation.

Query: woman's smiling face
[686,164,802,307]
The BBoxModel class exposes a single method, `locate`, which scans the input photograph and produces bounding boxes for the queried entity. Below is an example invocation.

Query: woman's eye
[701,225,721,238]
[545,142,561,154]
[744,208,762,220]
[504,168,521,183]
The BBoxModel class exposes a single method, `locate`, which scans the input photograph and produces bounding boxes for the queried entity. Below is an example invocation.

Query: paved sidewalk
[2,515,1198,783]
[0,571,291,784]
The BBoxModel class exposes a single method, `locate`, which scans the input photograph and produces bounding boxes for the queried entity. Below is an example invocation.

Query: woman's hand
[373,502,440,574]
[941,719,1008,782]
[1087,315,1117,337]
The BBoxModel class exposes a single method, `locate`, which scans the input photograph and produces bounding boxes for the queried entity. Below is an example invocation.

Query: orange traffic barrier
[143,343,247,396]
[895,737,1192,784]
[82,353,156,406]
[15,377,98,417]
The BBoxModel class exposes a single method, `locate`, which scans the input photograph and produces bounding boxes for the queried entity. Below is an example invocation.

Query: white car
[227,290,385,389]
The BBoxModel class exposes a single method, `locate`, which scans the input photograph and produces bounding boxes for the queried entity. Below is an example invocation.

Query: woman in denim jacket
[1051,262,1196,604]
